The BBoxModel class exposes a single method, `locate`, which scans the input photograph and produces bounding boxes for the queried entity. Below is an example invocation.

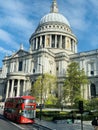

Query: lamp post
[39,63,43,120]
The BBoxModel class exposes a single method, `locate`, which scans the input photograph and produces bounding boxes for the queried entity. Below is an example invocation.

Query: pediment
[11,49,29,59]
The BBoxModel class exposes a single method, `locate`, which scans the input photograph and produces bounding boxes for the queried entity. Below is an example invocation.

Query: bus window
[24,99,36,104]
[21,110,35,119]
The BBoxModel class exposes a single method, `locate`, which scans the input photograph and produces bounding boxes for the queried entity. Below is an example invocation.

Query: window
[56,67,59,71]
[33,69,35,73]
[24,99,36,103]
[50,70,52,74]
[90,63,94,75]
[91,83,96,97]
[18,61,23,71]
[91,71,94,75]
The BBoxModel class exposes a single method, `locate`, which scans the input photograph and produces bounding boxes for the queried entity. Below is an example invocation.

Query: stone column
[11,62,13,72]
[88,63,90,76]
[75,42,77,53]
[28,59,31,73]
[16,60,18,72]
[10,63,12,72]
[40,36,42,48]
[16,80,20,96]
[31,39,34,50]
[36,37,38,49]
[88,84,91,99]
[60,35,62,48]
[6,80,10,99]
[10,79,14,97]
[23,80,26,95]
[44,35,46,48]
[72,40,75,52]
[50,35,52,47]
[59,61,61,76]
[73,40,75,52]
[94,63,96,75]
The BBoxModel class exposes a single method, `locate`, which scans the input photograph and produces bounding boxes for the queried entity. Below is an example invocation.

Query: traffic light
[78,101,84,114]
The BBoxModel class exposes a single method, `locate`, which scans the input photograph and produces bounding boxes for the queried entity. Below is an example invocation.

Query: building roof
[39,13,70,27]
[39,0,70,27]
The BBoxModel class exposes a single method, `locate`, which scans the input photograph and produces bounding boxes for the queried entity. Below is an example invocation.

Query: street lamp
[38,63,44,120]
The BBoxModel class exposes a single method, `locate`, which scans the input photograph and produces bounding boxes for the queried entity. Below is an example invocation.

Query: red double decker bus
[3,96,36,123]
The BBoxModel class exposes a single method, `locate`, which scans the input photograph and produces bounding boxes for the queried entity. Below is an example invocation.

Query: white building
[0,0,97,101]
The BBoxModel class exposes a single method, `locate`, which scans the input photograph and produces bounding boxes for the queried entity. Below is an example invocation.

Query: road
[35,119,94,130]
[0,108,94,130]
[0,114,37,130]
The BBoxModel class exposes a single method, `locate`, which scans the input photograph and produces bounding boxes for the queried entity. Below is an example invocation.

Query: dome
[39,13,70,27]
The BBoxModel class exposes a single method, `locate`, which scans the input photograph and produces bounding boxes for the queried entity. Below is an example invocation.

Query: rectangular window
[90,63,94,75]
[33,69,35,73]
[91,71,94,75]
[18,61,23,71]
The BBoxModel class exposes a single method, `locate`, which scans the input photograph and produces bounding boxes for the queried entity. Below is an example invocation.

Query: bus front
[19,97,36,123]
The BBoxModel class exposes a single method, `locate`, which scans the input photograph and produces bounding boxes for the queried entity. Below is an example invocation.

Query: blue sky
[0,0,98,67]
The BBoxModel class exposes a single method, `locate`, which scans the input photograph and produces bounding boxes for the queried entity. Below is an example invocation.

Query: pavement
[35,119,94,130]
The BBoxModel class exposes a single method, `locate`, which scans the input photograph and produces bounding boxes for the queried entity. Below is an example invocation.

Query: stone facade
[0,0,97,101]
[71,50,98,99]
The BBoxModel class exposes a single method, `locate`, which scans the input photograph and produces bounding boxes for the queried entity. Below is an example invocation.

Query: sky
[0,0,98,67]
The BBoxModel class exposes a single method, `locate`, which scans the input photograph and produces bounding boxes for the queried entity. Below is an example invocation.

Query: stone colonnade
[5,78,29,99]
[31,34,77,52]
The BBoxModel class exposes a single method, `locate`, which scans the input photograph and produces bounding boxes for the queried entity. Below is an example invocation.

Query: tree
[31,73,57,104]
[63,62,89,106]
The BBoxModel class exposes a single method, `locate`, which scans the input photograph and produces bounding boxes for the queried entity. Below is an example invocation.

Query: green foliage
[31,73,57,104]
[74,98,98,111]
[36,109,93,121]
[36,110,68,121]
[63,62,89,105]
[87,98,98,110]
[45,94,58,105]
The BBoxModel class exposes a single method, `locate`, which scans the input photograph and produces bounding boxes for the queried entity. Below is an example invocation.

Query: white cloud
[0,0,36,44]
[58,0,88,32]
[8,15,33,31]
[0,46,11,54]
[0,29,19,49]
[0,0,97,55]
[0,0,26,15]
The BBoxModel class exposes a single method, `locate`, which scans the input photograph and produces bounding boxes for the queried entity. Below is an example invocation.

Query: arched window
[91,83,96,98]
